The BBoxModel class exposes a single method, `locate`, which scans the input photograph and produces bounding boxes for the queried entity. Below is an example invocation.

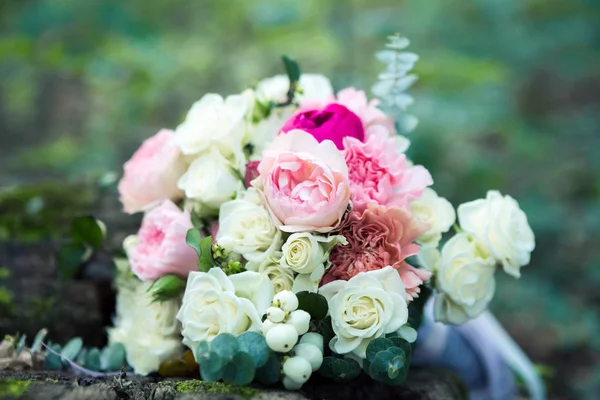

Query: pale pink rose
[129,200,198,281]
[256,129,351,233]
[324,203,432,301]
[335,87,395,136]
[343,131,433,210]
[118,129,186,214]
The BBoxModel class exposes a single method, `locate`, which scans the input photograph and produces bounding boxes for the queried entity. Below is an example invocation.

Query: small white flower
[217,188,282,267]
[107,273,181,375]
[175,93,248,159]
[177,268,273,353]
[319,266,409,359]
[458,190,535,278]
[265,324,299,353]
[280,233,345,275]
[273,290,299,312]
[287,310,311,336]
[434,234,496,325]
[283,356,313,385]
[177,149,243,213]
[293,343,323,371]
[411,188,456,246]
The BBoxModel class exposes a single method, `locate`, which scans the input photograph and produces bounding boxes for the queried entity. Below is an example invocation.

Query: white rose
[177,149,243,212]
[280,233,345,274]
[107,277,182,375]
[175,93,248,159]
[177,268,273,353]
[248,108,295,159]
[433,234,496,325]
[254,254,295,293]
[319,266,409,358]
[217,188,282,266]
[292,263,325,294]
[458,190,535,278]
[411,188,456,246]
[255,74,333,106]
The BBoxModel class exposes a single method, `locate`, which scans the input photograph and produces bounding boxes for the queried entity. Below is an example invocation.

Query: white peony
[107,265,182,375]
[177,149,243,213]
[319,266,409,358]
[280,233,345,274]
[216,188,282,267]
[175,93,248,159]
[433,234,496,325]
[254,254,295,293]
[458,190,535,278]
[177,268,273,354]
[411,188,456,246]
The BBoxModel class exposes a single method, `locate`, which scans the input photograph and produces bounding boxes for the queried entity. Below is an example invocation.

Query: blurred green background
[1,0,599,398]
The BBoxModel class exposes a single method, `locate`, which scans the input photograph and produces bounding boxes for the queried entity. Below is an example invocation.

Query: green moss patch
[168,379,260,398]
[0,378,31,398]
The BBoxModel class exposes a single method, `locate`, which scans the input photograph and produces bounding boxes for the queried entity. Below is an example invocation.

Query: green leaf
[211,333,239,361]
[368,350,395,381]
[75,348,88,366]
[15,334,27,356]
[71,216,104,249]
[331,358,361,381]
[255,352,281,385]
[296,291,328,320]
[45,344,63,371]
[56,241,89,279]
[195,341,211,363]
[387,336,412,362]
[282,56,301,84]
[147,274,186,302]
[30,328,48,354]
[200,351,224,382]
[237,331,270,368]
[61,337,83,361]
[222,352,256,386]
[185,229,215,272]
[85,348,101,371]
[100,343,126,371]
[365,338,394,362]
[315,317,335,354]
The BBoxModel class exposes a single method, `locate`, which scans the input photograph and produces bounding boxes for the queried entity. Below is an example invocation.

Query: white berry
[265,323,298,353]
[287,310,310,335]
[299,332,324,353]
[261,319,277,335]
[273,290,299,312]
[293,343,323,371]
[282,376,303,390]
[283,356,312,384]
[266,307,286,323]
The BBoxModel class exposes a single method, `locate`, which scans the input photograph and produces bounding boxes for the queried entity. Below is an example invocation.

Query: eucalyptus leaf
[195,341,211,363]
[100,343,126,371]
[200,352,224,382]
[75,348,88,366]
[222,352,256,386]
[15,334,27,356]
[296,291,328,320]
[237,331,269,368]
[71,216,104,249]
[30,328,48,354]
[45,344,63,371]
[365,338,394,362]
[61,337,83,361]
[85,347,101,371]
[255,352,280,385]
[211,333,239,361]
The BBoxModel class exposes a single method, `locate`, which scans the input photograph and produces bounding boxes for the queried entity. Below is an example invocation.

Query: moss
[0,378,31,398]
[168,380,259,398]
[44,378,59,383]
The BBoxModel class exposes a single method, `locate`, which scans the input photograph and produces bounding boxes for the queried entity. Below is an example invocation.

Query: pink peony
[256,129,351,233]
[280,103,364,150]
[343,131,433,210]
[129,200,198,281]
[336,87,395,136]
[323,203,432,301]
[118,129,186,214]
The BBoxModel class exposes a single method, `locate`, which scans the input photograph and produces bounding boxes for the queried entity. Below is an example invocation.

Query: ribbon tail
[476,311,546,400]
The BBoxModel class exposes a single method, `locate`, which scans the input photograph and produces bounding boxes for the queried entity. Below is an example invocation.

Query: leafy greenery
[296,291,328,320]
[319,356,362,381]
[186,229,215,272]
[42,336,126,372]
[147,274,186,302]
[362,336,412,386]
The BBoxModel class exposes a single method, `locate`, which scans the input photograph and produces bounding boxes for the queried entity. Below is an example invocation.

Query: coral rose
[343,131,432,210]
[324,203,431,300]
[281,103,365,150]
[129,200,198,281]
[118,129,186,214]
[256,130,350,233]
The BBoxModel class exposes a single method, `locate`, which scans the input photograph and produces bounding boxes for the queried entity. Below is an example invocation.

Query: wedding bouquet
[110,35,536,390]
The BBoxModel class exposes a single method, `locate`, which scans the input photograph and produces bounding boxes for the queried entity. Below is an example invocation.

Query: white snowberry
[282,376,303,390]
[265,323,298,353]
[266,306,286,323]
[283,356,313,384]
[261,319,277,335]
[286,310,310,335]
[299,332,324,353]
[273,290,299,312]
[293,343,323,371]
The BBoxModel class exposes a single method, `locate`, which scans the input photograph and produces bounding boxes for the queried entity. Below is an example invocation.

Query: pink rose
[344,130,433,210]
[256,129,350,233]
[118,129,186,214]
[324,203,432,301]
[129,200,198,281]
[281,103,364,150]
[335,87,395,135]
